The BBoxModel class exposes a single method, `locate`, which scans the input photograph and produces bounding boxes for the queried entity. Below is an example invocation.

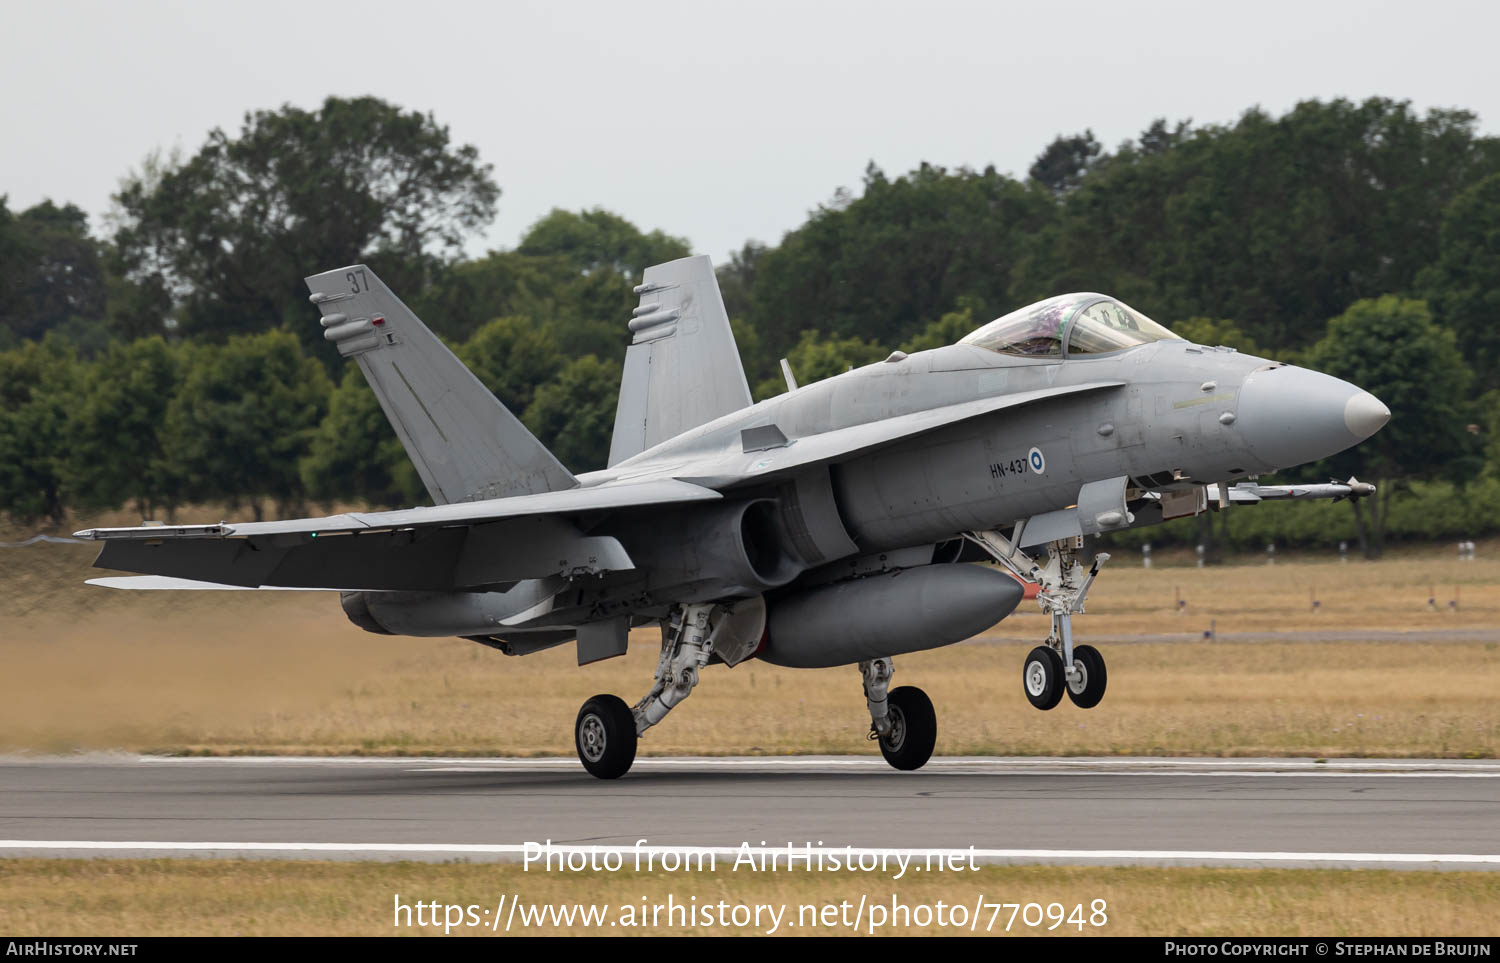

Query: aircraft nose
[1344,390,1392,440]
[1236,366,1390,470]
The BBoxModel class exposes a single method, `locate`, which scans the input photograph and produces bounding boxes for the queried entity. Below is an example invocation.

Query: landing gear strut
[573,602,723,779]
[861,657,937,771]
[968,529,1110,711]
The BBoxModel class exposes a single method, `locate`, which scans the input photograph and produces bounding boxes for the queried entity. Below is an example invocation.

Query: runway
[3,755,1498,870]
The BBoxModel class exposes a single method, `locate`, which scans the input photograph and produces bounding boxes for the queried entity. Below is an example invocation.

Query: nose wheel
[1065,643,1107,708]
[1023,646,1065,709]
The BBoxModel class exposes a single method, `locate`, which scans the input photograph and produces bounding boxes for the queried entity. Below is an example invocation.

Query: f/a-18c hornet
[79,256,1390,778]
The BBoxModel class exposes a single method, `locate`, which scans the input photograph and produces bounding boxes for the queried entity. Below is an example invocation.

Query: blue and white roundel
[1027,446,1046,474]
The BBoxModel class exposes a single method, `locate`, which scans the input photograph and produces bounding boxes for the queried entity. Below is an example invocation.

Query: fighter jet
[78,256,1390,778]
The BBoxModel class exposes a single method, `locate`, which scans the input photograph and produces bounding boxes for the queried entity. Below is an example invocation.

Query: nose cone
[1237,366,1390,470]
[1344,390,1392,440]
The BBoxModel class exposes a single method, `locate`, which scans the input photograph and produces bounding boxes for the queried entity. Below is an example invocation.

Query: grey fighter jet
[79,256,1390,778]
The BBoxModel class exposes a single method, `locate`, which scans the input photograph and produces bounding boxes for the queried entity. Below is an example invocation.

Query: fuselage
[357,327,1388,643]
[590,337,1384,554]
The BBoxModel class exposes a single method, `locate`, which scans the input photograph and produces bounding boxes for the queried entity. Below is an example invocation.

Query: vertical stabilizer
[608,255,753,466]
[306,264,576,504]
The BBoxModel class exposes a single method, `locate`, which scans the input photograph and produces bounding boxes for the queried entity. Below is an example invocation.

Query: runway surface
[3,755,1498,869]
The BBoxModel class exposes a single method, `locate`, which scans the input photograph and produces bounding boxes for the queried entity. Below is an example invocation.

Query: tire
[879,685,937,771]
[1066,644,1108,709]
[1023,645,1065,710]
[575,694,638,779]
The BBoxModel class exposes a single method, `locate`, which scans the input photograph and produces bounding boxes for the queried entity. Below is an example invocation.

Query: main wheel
[575,694,637,779]
[879,686,937,771]
[1023,645,1065,710]
[1065,644,1107,709]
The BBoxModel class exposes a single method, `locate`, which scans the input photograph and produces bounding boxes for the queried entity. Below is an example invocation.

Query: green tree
[459,316,565,414]
[517,208,689,281]
[0,198,107,345]
[1134,118,1194,156]
[163,330,331,518]
[406,208,674,365]
[1036,99,1500,354]
[899,304,977,353]
[301,368,422,509]
[754,330,888,400]
[522,355,621,473]
[0,338,78,523]
[64,337,185,518]
[729,317,770,387]
[407,250,581,342]
[749,162,1056,358]
[716,241,768,324]
[1419,171,1500,388]
[1304,296,1474,557]
[1168,318,1266,357]
[112,96,499,353]
[1028,130,1103,197]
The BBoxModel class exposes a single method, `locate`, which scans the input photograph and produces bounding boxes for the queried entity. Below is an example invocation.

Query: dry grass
[2,511,1499,758]
[1,859,1496,936]
[1049,544,1500,636]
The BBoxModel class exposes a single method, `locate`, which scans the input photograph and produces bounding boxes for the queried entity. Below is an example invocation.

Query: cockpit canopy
[960,293,1180,358]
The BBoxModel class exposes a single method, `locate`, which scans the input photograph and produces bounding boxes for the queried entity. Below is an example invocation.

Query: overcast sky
[5,0,1499,264]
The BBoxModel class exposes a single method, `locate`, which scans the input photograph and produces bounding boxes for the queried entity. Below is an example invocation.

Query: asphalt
[2,755,1498,869]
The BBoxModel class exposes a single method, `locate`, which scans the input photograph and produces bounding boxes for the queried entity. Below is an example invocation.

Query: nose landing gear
[969,529,1111,711]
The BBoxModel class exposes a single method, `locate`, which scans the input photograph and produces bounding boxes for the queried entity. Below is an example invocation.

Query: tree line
[2,95,1498,558]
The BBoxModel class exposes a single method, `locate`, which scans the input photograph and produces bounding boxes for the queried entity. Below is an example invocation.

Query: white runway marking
[1,840,1497,870]
[409,764,1500,778]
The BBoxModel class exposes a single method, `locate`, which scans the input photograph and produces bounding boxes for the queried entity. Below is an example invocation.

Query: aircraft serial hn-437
[79,256,1391,778]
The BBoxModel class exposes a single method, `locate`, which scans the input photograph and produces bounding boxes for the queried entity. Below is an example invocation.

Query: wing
[77,479,720,591]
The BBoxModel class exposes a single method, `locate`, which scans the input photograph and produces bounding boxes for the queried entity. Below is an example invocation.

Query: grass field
[2,514,1499,758]
[2,859,1497,936]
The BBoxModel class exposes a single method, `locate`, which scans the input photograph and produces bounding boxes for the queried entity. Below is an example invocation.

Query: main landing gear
[572,602,940,779]
[968,529,1110,711]
[574,602,719,780]
[860,657,937,771]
